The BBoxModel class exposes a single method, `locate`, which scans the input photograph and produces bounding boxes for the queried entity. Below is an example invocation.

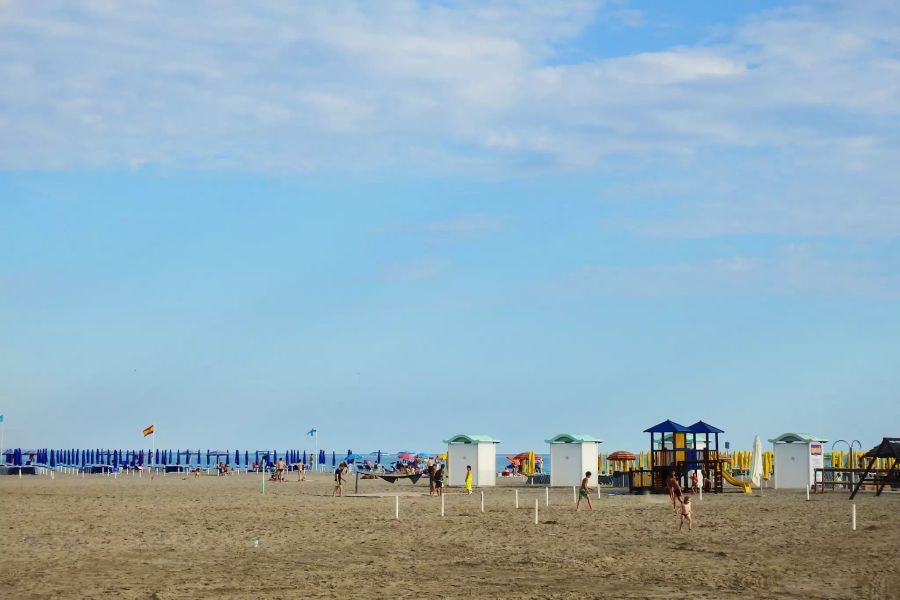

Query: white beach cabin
[546,433,602,487]
[443,434,499,487]
[769,432,827,490]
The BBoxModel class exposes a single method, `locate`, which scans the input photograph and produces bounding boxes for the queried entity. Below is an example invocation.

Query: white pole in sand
[699,485,703,501]
[852,503,856,531]
[546,486,549,506]
[515,489,519,509]
[395,495,399,520]
[534,498,538,525]
[806,486,810,501]
[481,490,484,513]
[441,494,445,517]
[261,463,266,495]
[573,486,576,505]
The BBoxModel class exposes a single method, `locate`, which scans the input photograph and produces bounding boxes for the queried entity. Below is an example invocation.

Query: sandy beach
[1,472,897,599]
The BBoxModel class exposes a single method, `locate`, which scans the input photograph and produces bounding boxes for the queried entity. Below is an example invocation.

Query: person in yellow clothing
[465,465,473,495]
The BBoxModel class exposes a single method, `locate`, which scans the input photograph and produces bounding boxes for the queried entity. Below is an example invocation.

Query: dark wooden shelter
[849,437,900,500]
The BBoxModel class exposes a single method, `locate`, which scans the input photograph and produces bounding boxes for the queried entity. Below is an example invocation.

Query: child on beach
[333,462,346,497]
[690,470,699,494]
[679,496,692,531]
[465,465,473,495]
[576,471,593,511]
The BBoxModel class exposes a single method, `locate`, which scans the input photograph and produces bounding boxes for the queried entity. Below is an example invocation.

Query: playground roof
[767,432,828,444]
[687,421,724,434]
[643,420,690,433]
[864,437,900,459]
[442,434,500,444]
[545,433,603,444]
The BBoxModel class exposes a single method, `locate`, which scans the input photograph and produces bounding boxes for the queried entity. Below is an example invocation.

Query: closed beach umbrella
[302,450,307,465]
[245,451,249,466]
[235,449,240,466]
[749,435,763,488]
[176,451,181,466]
[376,450,382,464]
[331,451,336,466]
[49,450,56,468]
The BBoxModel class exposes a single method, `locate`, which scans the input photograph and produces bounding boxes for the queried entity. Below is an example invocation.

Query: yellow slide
[722,470,752,493]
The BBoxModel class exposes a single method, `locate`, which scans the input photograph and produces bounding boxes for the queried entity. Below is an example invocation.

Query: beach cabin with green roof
[546,433,602,487]
[443,434,500,487]
[769,432,827,490]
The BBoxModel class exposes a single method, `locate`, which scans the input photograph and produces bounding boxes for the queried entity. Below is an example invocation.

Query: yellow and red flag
[143,424,154,437]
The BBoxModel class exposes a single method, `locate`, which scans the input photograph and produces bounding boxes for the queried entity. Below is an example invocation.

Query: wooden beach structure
[849,437,900,499]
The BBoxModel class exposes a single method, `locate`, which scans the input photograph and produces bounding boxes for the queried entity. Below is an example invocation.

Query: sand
[1,471,897,599]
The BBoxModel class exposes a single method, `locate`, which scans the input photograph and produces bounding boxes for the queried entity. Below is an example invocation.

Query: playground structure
[628,419,745,494]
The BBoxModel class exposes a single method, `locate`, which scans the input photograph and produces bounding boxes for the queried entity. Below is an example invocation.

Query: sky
[1,1,899,455]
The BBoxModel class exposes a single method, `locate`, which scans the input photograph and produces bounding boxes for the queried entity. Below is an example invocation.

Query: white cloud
[383,214,508,241]
[1,1,900,238]
[572,245,900,298]
[381,255,445,282]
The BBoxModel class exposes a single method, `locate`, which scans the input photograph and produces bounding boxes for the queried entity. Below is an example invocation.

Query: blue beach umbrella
[302,450,307,465]
[138,450,144,465]
[176,450,181,466]
[49,450,56,468]
[377,450,382,464]
[331,451,336,466]
[244,451,249,465]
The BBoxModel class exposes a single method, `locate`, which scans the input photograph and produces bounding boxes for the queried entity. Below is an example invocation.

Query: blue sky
[1,1,899,454]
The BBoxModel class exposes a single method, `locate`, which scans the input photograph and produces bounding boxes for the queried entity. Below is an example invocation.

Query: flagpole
[0,418,5,460]
[315,430,319,473]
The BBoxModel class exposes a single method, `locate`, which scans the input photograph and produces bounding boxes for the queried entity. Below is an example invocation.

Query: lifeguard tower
[629,419,726,494]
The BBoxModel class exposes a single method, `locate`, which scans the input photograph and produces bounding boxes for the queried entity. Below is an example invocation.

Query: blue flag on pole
[307,428,317,436]
[0,415,4,422]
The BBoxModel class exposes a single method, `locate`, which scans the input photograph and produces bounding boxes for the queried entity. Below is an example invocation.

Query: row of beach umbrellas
[2,447,395,467]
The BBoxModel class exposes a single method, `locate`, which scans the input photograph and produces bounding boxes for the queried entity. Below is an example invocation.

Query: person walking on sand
[665,470,683,511]
[465,465,474,495]
[679,496,693,531]
[576,471,593,511]
[333,462,347,497]
[434,464,444,496]
[428,462,436,496]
